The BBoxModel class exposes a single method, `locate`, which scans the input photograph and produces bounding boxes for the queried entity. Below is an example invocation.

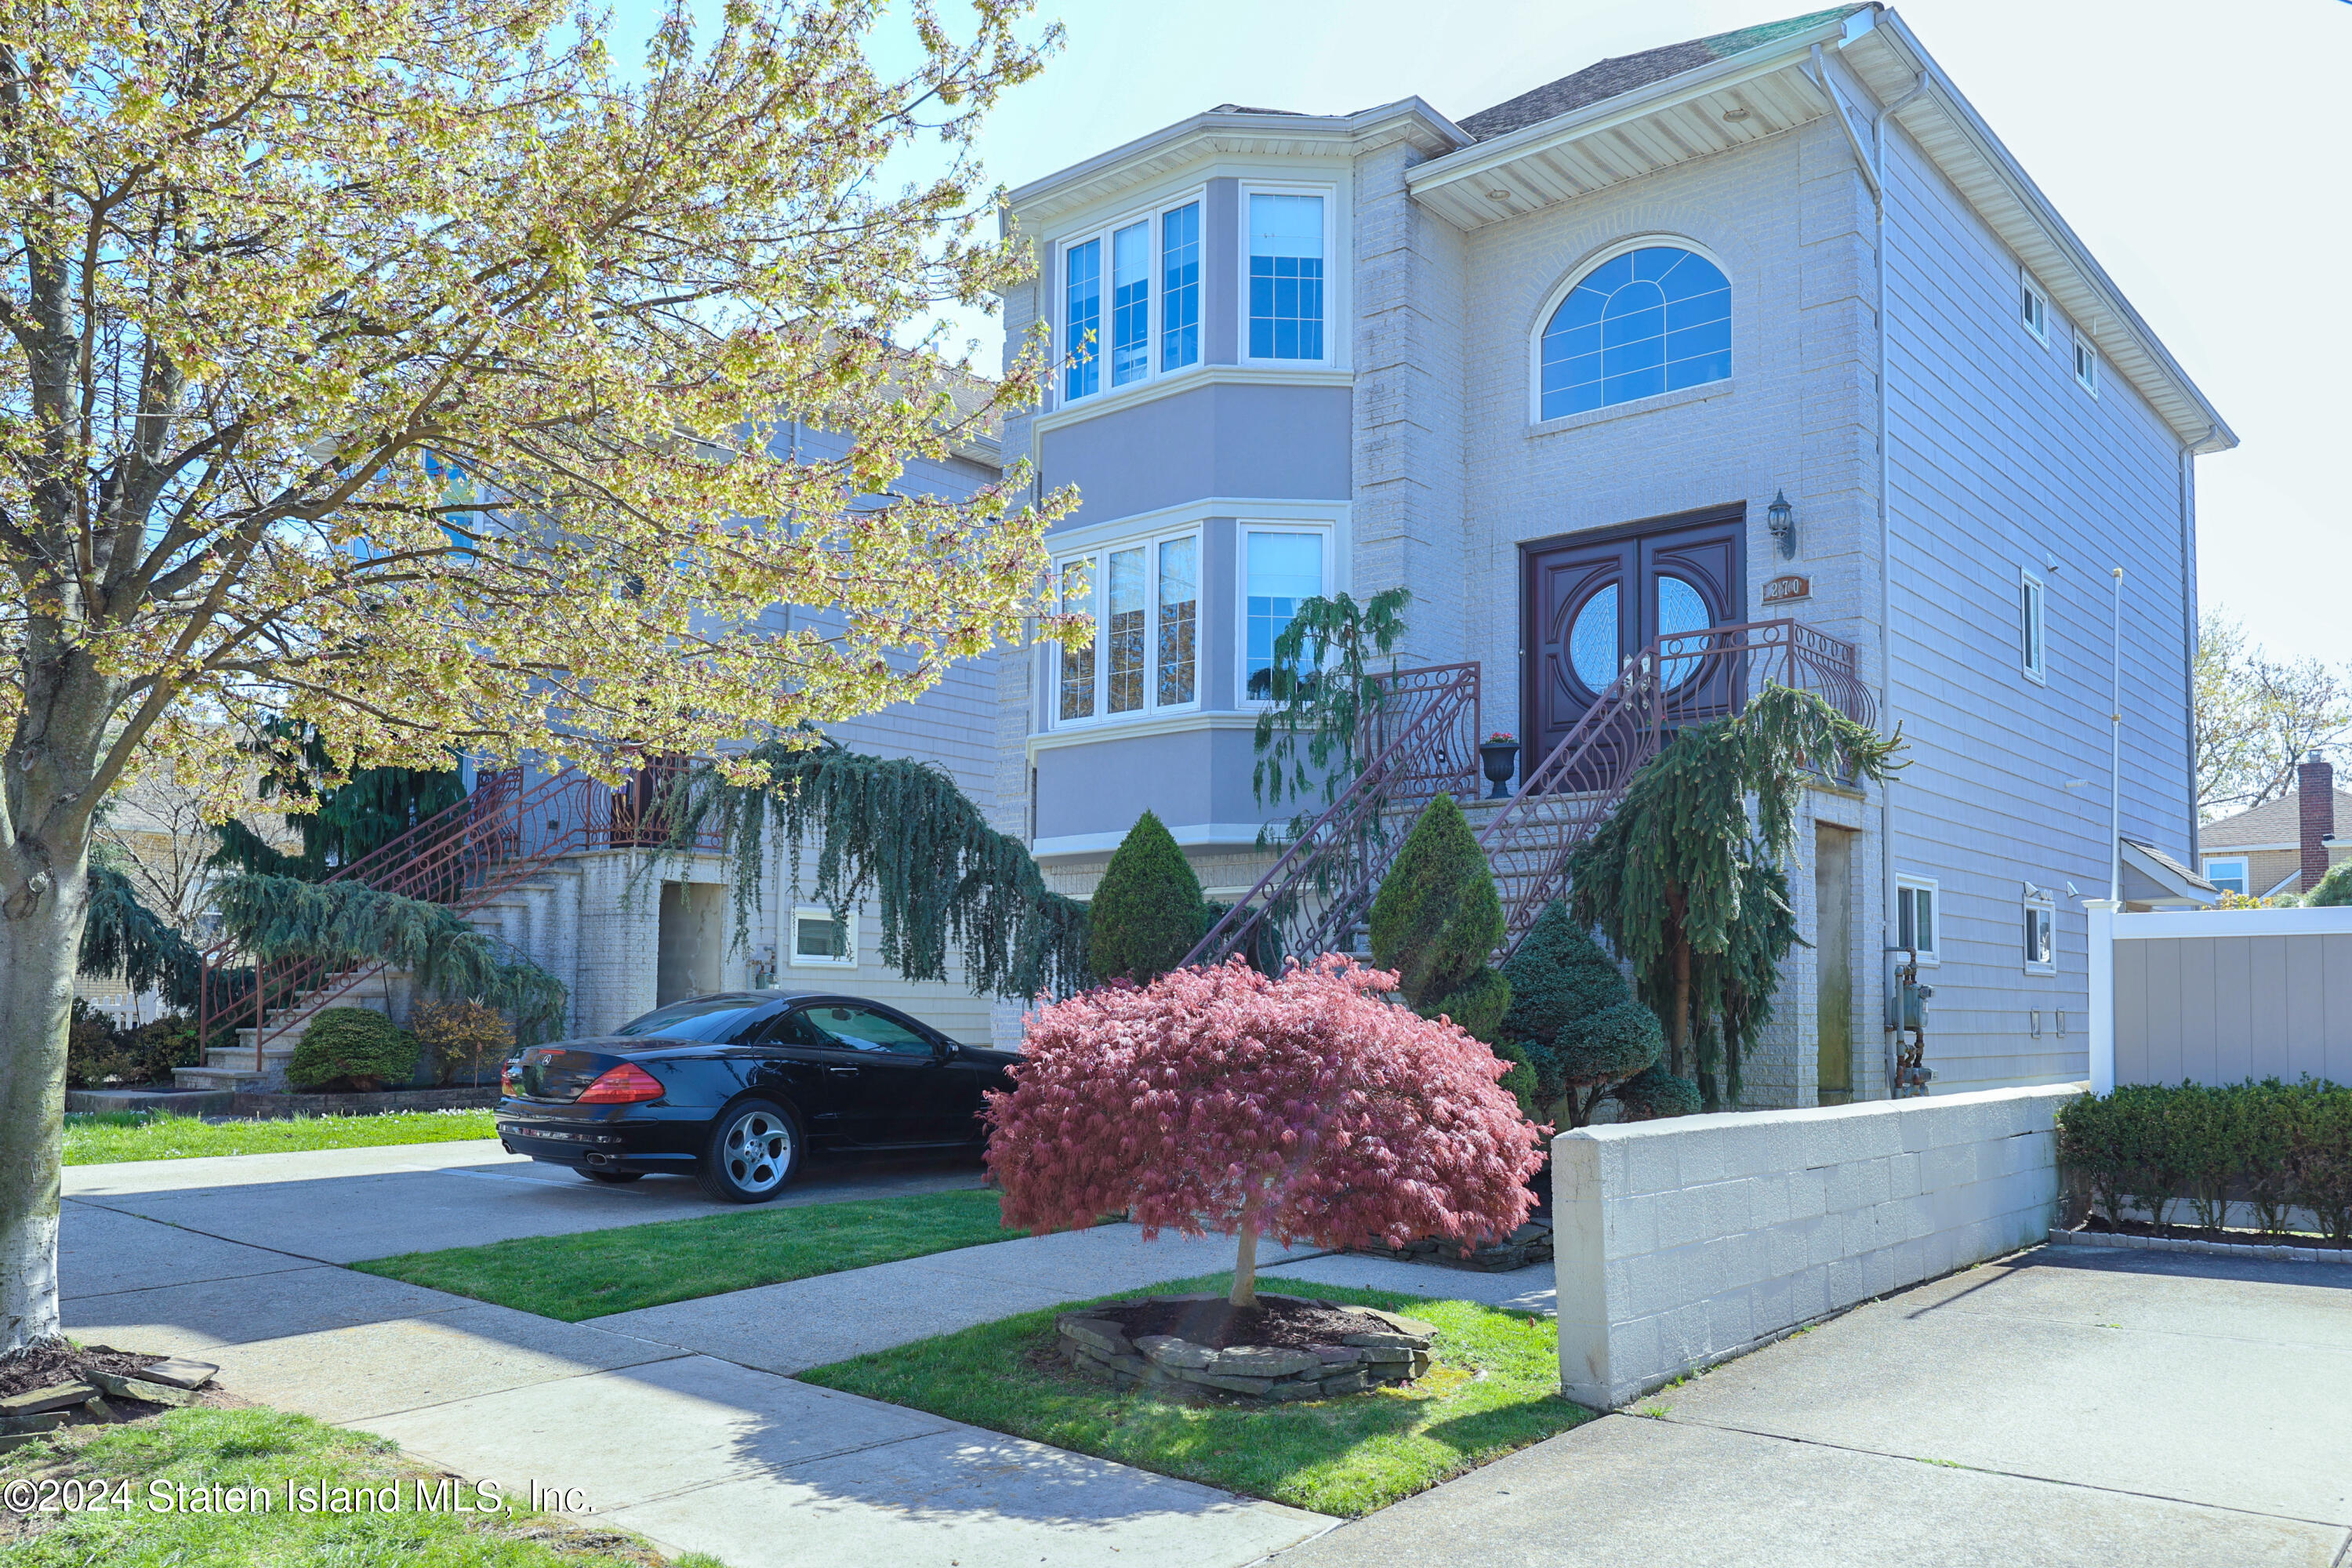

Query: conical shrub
[1087,811,1206,985]
[1370,793,1509,1038]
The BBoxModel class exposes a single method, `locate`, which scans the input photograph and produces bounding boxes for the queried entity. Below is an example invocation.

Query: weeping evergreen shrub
[78,866,205,1011]
[1369,793,1510,1040]
[287,1007,419,1091]
[1087,811,1207,985]
[1501,902,1666,1126]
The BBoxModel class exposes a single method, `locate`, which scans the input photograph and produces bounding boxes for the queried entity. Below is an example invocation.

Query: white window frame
[2201,856,2250,898]
[2018,265,2049,344]
[1052,187,1208,410]
[2071,327,2100,396]
[788,906,857,968]
[1237,522,1336,707]
[1895,874,1940,966]
[2020,568,2048,685]
[1049,526,1204,730]
[2023,892,2057,976]
[1236,181,1337,370]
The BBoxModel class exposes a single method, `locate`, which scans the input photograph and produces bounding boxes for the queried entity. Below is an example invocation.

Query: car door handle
[826,1065,860,1077]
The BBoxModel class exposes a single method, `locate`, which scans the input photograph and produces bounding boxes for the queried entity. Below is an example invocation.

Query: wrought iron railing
[1181,662,1482,971]
[1480,617,1873,957]
[197,758,724,1068]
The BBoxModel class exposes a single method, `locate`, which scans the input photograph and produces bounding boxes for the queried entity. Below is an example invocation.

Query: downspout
[2179,426,2213,866]
[2109,566,2125,904]
[1818,43,1927,1097]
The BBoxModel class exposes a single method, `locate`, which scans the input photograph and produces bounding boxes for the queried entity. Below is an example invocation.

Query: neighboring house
[2201,754,2352,899]
[988,4,2234,1102]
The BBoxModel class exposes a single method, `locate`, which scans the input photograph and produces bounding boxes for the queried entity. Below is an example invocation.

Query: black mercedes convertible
[495,992,1019,1203]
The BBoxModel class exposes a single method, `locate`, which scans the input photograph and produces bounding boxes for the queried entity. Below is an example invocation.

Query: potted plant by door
[1478,732,1521,799]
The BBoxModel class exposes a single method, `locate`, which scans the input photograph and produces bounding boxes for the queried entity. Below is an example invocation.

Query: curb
[2047,1226,2350,1266]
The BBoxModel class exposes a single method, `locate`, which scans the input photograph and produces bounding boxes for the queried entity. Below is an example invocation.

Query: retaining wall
[1552,1083,2077,1409]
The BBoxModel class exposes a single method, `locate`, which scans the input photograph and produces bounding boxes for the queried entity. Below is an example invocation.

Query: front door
[1520,505,1746,773]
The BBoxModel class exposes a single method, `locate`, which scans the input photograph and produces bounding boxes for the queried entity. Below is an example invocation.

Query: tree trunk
[0,851,89,1361]
[1229,1196,1261,1308]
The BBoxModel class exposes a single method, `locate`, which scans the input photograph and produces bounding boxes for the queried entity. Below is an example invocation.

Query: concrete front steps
[173,974,404,1092]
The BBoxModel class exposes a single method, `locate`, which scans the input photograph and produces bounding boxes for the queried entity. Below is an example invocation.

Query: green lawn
[63,1108,499,1165]
[0,1405,721,1567]
[797,1272,1594,1517]
[352,1187,1021,1320]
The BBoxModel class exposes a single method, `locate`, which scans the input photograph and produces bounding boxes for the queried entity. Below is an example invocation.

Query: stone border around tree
[1054,1294,1436,1403]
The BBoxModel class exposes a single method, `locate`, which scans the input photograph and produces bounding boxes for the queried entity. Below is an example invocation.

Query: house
[2200,754,2352,899]
[986,4,2235,1101]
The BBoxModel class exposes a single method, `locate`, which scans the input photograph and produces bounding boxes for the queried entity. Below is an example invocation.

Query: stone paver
[67,1139,986,1261]
[1272,1246,2352,1567]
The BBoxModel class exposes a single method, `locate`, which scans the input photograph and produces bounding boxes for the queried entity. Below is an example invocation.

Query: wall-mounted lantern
[1767,490,1795,559]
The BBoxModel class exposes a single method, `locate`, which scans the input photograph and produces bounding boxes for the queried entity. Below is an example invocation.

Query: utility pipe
[2108,566,2125,905]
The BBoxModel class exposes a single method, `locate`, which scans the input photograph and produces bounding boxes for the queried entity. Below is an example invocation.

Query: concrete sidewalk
[1270,1245,2352,1566]
[60,1144,1351,1566]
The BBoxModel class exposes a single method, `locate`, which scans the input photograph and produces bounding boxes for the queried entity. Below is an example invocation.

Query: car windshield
[610,998,773,1043]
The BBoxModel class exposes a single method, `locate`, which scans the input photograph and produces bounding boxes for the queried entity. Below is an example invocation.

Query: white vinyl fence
[2088,905,2352,1092]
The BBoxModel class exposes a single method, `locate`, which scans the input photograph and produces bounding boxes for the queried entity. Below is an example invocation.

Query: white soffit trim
[1842,10,2235,453]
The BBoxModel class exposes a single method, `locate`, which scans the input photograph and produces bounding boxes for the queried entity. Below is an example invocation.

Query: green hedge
[2054,1079,2352,1242]
[286,1007,420,1091]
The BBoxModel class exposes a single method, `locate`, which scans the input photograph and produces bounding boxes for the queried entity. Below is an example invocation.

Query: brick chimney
[2299,753,2336,892]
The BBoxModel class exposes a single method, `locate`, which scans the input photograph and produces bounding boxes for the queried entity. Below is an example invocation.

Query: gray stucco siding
[1878,118,2192,1093]
[1031,723,1276,847]
[1036,381,1352,530]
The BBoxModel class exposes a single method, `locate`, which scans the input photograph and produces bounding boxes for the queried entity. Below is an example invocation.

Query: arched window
[1538,245,1731,419]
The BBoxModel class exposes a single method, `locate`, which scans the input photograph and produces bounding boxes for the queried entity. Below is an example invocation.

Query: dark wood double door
[1520,504,1745,778]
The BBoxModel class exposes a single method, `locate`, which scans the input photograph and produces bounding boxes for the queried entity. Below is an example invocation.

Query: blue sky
[614,0,2350,669]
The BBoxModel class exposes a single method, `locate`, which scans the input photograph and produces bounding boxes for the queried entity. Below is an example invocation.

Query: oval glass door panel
[1569,583,1621,691]
[1657,574,1710,687]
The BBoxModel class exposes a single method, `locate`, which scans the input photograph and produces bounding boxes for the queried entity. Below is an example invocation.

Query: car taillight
[575,1063,664,1104]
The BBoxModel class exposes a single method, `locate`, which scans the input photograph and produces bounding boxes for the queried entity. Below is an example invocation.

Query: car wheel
[697,1098,801,1203]
[577,1168,644,1184]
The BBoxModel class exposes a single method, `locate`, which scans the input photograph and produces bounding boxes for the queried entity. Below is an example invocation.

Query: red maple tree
[985,955,1548,1307]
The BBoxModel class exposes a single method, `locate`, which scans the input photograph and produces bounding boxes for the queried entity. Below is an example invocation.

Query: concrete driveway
[1271,1244,2352,1567]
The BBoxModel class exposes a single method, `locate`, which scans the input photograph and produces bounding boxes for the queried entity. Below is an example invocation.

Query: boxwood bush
[2055,1078,2352,1243]
[285,1006,420,1091]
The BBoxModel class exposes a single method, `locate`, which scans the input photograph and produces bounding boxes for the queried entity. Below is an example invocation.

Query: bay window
[1053,532,1200,724]
[1058,196,1203,405]
[1247,191,1326,362]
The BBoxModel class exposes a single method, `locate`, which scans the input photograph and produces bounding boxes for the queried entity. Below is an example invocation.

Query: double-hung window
[1053,533,1200,724]
[2201,857,2249,897]
[1242,529,1328,701]
[1058,198,1203,406]
[1246,191,1327,362]
[1896,877,1940,964]
[2020,570,2047,684]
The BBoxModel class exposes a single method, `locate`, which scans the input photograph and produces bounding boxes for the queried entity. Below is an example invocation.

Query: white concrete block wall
[1553,1082,2077,1409]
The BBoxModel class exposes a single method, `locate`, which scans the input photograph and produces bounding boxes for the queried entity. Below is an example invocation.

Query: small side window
[2071,329,2099,395]
[789,907,856,967]
[2020,571,2047,684]
[2201,857,2249,897]
[2018,267,2048,343]
[2024,898,2056,974]
[1896,877,1940,964]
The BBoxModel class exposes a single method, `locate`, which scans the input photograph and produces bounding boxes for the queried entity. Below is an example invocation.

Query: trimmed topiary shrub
[2056,1078,2352,1243]
[1611,1061,1703,1122]
[1501,902,1664,1125]
[1369,793,1509,1039]
[286,1007,419,1091]
[1087,811,1207,985]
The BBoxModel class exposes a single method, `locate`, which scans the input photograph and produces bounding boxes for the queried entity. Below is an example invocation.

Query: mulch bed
[1090,1296,1390,1352]
[2,1344,229,1445]
[0,1345,165,1401]
[2076,1215,2350,1252]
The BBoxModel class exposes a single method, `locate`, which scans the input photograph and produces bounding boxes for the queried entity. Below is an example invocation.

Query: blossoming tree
[986,956,1547,1308]
[0,0,1075,1359]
